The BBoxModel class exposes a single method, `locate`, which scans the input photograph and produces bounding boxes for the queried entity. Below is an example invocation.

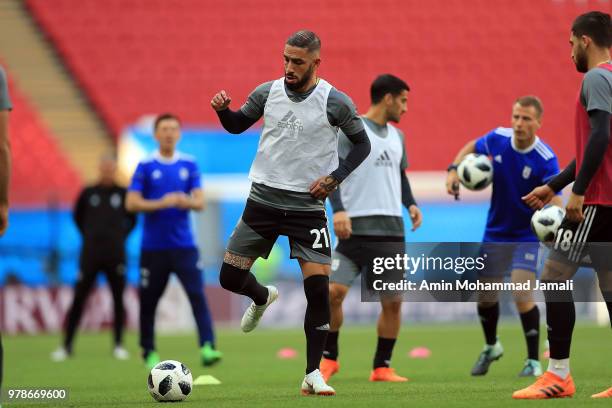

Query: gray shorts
[330,251,363,286]
[227,199,331,264]
[330,235,406,287]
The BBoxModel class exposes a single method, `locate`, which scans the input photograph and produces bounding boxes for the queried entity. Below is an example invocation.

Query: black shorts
[549,204,612,270]
[227,199,331,264]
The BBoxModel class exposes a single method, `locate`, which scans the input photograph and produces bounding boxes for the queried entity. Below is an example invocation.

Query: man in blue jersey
[126,113,222,369]
[446,96,562,377]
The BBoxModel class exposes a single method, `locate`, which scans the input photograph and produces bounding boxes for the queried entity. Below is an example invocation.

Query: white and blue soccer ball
[457,153,493,191]
[148,360,193,402]
[531,204,566,242]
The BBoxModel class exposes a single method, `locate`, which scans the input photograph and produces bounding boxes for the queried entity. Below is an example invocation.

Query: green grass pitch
[4,323,610,407]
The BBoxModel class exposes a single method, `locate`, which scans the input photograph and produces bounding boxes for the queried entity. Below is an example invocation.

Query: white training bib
[249,78,339,192]
[340,121,403,217]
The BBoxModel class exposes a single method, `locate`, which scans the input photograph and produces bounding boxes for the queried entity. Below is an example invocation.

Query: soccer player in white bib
[319,74,422,383]
[211,30,371,396]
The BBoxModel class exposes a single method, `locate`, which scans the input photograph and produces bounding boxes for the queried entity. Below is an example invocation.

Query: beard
[574,48,589,73]
[387,112,401,123]
[285,64,315,92]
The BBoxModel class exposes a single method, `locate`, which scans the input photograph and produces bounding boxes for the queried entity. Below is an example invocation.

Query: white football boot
[301,369,336,396]
[113,346,130,360]
[240,286,278,333]
[50,346,69,362]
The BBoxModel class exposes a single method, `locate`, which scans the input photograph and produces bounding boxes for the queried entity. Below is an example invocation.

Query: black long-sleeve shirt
[74,184,136,251]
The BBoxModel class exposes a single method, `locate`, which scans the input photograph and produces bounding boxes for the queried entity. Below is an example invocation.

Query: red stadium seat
[3,70,81,206]
[26,0,596,168]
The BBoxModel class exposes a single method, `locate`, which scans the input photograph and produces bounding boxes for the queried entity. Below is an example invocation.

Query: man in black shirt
[51,154,136,361]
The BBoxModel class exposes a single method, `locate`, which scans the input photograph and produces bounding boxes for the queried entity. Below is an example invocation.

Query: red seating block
[26,0,594,168]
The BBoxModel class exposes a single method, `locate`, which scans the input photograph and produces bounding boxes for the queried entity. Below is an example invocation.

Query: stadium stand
[0,0,113,182]
[26,0,596,168]
[5,69,81,207]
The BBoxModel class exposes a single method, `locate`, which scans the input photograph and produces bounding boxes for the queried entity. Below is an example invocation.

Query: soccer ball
[148,360,193,402]
[457,153,493,190]
[531,204,566,242]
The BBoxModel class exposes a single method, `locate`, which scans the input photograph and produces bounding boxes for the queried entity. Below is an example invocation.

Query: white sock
[547,358,570,379]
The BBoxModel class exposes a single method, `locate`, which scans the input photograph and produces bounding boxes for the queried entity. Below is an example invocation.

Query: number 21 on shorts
[310,227,330,249]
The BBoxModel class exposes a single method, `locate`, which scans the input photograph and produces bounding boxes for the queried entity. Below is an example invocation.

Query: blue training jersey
[474,127,560,242]
[128,151,202,250]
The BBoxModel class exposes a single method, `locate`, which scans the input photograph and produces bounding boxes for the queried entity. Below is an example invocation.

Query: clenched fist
[211,90,232,111]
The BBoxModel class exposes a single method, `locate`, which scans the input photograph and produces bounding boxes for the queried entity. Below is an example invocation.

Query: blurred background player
[126,113,222,369]
[320,74,422,383]
[0,63,12,403]
[211,30,370,396]
[446,96,562,377]
[515,11,612,400]
[51,154,136,361]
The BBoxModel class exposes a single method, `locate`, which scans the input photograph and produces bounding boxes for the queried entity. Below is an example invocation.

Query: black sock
[323,331,339,361]
[219,262,268,305]
[519,305,540,360]
[543,284,575,359]
[373,337,396,369]
[303,275,330,374]
[477,303,499,346]
[601,292,612,329]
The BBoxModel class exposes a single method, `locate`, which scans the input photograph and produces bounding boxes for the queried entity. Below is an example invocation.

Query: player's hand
[159,193,181,209]
[522,184,555,210]
[446,170,460,200]
[333,211,352,239]
[0,204,8,236]
[565,192,585,223]
[408,205,422,231]
[175,193,193,210]
[309,175,339,199]
[211,90,232,111]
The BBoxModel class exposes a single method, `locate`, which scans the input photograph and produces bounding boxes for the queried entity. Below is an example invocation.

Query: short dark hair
[572,11,612,48]
[370,74,410,104]
[286,30,321,53]
[515,95,544,118]
[154,113,181,130]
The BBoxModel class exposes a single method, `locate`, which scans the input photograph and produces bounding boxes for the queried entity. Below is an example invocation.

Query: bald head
[99,152,117,186]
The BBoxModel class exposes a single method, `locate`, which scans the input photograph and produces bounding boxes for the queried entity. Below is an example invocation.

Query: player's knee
[513,289,534,306]
[219,262,249,292]
[329,283,348,306]
[515,300,535,314]
[477,300,498,309]
[477,289,499,304]
[381,300,402,316]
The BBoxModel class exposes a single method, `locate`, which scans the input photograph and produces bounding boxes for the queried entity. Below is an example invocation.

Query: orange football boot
[369,367,409,382]
[319,358,339,382]
[592,386,612,398]
[512,371,575,399]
